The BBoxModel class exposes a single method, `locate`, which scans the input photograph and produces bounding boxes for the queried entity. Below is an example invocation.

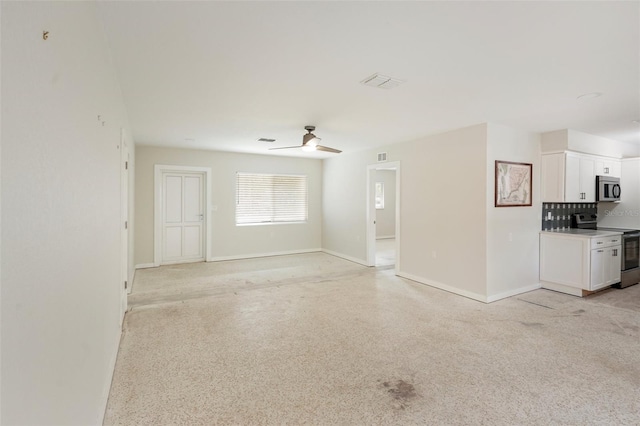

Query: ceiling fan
[269,126,342,153]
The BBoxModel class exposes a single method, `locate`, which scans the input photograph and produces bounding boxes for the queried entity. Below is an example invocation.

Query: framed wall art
[495,160,532,207]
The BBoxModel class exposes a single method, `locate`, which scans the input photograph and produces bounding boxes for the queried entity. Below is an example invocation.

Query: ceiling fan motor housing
[303,132,317,145]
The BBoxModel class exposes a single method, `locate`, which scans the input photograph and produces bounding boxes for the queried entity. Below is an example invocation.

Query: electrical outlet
[508,232,513,242]
[432,251,437,259]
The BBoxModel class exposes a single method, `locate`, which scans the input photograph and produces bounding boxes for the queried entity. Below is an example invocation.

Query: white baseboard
[541,281,584,297]
[208,248,322,262]
[135,263,156,269]
[486,283,542,303]
[376,235,395,240]
[160,258,207,266]
[321,249,370,267]
[397,271,487,303]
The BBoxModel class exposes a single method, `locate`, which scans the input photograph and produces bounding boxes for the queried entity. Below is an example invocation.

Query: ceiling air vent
[361,73,405,90]
[377,152,387,162]
[258,138,276,143]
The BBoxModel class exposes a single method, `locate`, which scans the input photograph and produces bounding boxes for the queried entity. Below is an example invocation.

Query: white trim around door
[366,161,401,272]
[154,165,212,267]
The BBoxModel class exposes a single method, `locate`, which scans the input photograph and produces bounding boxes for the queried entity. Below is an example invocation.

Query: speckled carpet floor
[105,252,640,425]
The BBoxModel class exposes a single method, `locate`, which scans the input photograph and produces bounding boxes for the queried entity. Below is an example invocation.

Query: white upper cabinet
[563,153,581,202]
[566,152,595,202]
[540,153,565,202]
[595,158,621,178]
[540,130,625,203]
[541,151,621,202]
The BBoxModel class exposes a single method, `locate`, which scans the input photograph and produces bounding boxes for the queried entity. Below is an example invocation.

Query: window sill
[236,221,308,227]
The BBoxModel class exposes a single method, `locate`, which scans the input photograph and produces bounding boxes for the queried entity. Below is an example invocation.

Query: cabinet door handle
[597,249,604,253]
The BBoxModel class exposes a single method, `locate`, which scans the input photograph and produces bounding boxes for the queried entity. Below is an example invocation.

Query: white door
[120,133,129,324]
[590,248,605,290]
[579,157,595,202]
[565,154,581,202]
[162,172,205,264]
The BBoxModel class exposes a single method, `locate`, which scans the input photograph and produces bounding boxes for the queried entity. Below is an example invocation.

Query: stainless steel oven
[618,232,640,288]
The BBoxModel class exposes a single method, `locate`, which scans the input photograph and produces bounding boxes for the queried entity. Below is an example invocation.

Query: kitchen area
[538,130,640,297]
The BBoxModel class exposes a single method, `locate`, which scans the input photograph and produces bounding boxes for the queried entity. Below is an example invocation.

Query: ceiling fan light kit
[268,125,342,154]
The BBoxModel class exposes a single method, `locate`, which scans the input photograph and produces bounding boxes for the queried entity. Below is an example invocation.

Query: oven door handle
[625,233,640,238]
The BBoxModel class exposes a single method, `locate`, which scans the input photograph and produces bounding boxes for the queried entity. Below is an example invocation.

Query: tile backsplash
[541,202,597,231]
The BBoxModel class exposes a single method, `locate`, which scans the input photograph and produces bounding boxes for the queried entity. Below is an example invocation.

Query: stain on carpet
[517,299,555,309]
[381,379,417,409]
[520,321,544,327]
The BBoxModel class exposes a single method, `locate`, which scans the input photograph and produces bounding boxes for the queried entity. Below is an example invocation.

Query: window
[236,172,308,225]
[375,182,385,209]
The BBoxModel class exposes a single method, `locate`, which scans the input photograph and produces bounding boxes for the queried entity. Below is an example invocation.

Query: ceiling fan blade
[316,145,342,153]
[268,145,302,150]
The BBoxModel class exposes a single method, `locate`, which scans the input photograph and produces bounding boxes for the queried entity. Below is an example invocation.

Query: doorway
[366,161,400,271]
[154,165,212,266]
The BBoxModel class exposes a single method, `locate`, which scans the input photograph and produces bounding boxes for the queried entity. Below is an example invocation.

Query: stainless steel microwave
[596,175,621,202]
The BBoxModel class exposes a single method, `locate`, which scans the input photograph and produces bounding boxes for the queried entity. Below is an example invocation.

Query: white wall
[323,124,489,301]
[619,142,640,158]
[541,128,638,158]
[597,158,640,229]
[485,124,542,301]
[1,2,131,424]
[375,169,396,239]
[135,146,322,265]
[540,129,568,153]
[322,153,370,262]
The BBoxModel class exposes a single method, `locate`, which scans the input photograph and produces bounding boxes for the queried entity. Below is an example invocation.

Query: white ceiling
[98,1,640,158]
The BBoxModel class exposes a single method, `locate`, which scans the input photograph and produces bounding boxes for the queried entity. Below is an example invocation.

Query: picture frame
[495,160,532,207]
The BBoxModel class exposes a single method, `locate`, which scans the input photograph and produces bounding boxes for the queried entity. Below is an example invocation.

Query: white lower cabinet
[540,232,621,296]
[590,246,621,290]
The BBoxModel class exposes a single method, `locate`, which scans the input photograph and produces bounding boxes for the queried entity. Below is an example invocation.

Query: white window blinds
[236,173,308,225]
